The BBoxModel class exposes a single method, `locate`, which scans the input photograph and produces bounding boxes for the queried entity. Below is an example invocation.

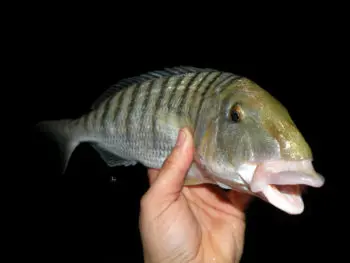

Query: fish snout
[265,119,312,161]
[278,125,312,161]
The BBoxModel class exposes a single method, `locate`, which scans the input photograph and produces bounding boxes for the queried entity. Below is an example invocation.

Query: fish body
[37,66,324,214]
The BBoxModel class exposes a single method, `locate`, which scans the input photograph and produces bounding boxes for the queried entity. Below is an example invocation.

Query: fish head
[196,78,324,214]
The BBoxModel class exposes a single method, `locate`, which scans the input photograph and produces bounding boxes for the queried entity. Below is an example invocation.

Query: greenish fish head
[196,78,324,215]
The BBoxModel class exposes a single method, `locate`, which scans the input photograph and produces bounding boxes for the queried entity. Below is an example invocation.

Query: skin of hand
[139,127,252,263]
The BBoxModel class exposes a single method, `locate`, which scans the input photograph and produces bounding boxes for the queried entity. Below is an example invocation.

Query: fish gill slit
[246,130,254,160]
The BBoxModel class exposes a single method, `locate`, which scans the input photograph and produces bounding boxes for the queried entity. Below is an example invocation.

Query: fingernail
[176,129,186,147]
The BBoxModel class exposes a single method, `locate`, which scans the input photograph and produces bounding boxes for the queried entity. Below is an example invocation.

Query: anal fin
[91,144,137,167]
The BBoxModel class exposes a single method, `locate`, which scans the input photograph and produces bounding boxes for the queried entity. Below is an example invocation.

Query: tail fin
[36,119,80,174]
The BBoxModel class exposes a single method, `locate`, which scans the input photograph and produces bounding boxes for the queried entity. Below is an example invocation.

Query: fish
[36,66,325,215]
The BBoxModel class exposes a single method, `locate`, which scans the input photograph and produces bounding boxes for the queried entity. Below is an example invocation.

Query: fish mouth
[249,160,325,214]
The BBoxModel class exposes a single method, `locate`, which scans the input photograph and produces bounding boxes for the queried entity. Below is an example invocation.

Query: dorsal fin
[91,66,217,109]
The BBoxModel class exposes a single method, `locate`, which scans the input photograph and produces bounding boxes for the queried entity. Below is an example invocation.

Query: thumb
[147,127,194,201]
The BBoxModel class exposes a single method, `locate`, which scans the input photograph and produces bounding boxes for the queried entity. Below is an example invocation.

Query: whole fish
[37,66,324,214]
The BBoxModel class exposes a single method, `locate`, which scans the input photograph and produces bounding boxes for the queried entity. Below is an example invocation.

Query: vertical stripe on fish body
[83,66,241,169]
[37,66,325,215]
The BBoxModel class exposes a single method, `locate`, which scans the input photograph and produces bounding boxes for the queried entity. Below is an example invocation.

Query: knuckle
[163,157,177,170]
[163,150,180,170]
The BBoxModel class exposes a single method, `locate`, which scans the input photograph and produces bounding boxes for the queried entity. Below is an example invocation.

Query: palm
[182,185,248,262]
[143,183,250,263]
[140,129,250,263]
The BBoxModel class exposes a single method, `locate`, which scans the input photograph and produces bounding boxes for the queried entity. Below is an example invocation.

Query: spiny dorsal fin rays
[91,66,218,109]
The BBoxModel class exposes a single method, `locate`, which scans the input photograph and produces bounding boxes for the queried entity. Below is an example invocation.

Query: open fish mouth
[249,160,325,214]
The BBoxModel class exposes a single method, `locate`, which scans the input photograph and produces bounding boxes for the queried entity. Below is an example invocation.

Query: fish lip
[249,159,325,193]
[260,185,305,214]
[247,159,325,214]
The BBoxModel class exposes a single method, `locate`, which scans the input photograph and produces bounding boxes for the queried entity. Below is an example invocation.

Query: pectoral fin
[184,163,215,186]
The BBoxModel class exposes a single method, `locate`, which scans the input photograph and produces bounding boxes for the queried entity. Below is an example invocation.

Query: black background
[19,7,348,263]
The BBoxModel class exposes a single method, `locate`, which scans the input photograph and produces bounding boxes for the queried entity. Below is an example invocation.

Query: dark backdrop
[24,16,347,263]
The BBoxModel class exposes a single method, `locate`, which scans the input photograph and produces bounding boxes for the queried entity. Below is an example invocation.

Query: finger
[147,168,159,185]
[148,127,195,198]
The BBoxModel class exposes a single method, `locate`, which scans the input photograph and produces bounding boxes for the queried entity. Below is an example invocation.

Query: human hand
[139,127,251,263]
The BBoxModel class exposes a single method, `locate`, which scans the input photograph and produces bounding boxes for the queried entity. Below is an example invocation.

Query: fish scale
[92,70,235,166]
[36,66,325,215]
[37,67,240,171]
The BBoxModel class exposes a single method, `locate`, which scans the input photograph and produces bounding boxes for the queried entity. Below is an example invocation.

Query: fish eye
[229,104,242,123]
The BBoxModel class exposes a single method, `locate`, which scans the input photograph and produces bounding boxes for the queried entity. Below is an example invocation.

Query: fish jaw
[248,160,325,214]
